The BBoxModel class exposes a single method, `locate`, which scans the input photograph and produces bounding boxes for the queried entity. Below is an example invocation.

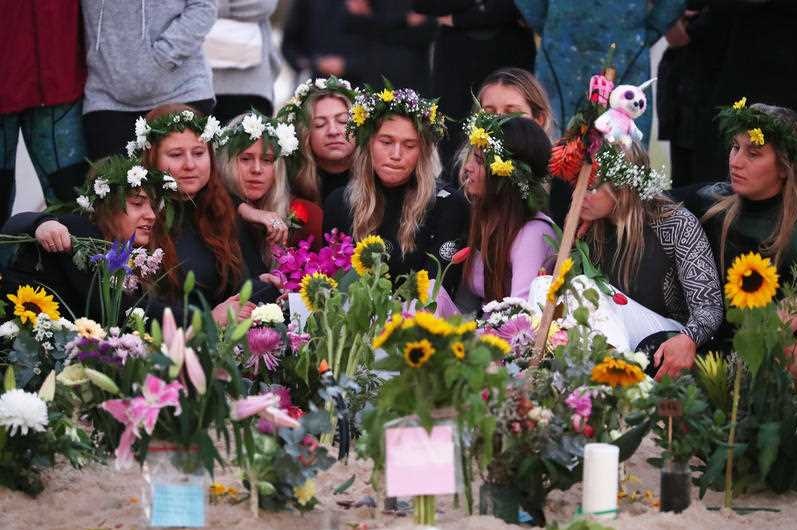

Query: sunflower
[414,312,455,336]
[490,155,514,177]
[403,339,435,368]
[7,285,60,326]
[479,334,511,356]
[299,272,338,312]
[455,320,477,335]
[547,257,574,303]
[450,341,465,360]
[415,270,430,304]
[351,104,369,126]
[372,313,404,349]
[351,235,387,276]
[591,356,645,388]
[724,252,779,309]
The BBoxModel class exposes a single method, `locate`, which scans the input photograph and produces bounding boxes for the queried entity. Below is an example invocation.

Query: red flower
[290,199,309,224]
[583,425,595,438]
[452,246,471,264]
[287,405,305,419]
[481,389,490,402]
[318,359,330,374]
[612,292,628,305]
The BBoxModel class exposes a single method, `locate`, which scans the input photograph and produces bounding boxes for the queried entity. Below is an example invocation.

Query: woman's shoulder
[520,212,556,234]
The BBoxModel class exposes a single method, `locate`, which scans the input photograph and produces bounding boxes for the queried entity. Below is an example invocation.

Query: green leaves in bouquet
[727,306,787,377]
[6,326,70,390]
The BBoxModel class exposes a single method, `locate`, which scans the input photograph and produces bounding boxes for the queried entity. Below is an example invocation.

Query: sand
[2,436,796,530]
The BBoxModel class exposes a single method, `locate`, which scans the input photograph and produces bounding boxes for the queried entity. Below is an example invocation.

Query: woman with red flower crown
[216,110,324,273]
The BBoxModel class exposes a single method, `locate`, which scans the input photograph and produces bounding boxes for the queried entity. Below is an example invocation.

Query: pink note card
[385,425,456,497]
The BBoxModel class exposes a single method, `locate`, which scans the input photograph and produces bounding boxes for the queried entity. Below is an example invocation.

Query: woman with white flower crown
[216,110,323,266]
[276,76,357,205]
[557,140,724,380]
[134,104,278,323]
[1,155,174,321]
[323,83,468,287]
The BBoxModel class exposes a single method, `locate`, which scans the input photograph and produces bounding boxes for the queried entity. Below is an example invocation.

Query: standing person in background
[412,0,535,173]
[344,0,436,94]
[0,0,88,228]
[211,0,280,122]
[80,0,217,161]
[515,0,685,141]
[281,0,368,86]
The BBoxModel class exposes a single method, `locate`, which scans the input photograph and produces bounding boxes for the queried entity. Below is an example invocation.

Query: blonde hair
[588,142,674,290]
[703,103,797,271]
[346,116,441,254]
[291,92,353,204]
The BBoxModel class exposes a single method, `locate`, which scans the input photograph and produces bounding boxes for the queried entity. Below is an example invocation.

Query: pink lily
[101,398,139,469]
[231,393,301,429]
[127,374,183,435]
[183,346,206,395]
[162,312,205,394]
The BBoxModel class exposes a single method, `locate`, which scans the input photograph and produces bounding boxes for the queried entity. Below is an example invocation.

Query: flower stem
[414,495,436,526]
[724,358,743,509]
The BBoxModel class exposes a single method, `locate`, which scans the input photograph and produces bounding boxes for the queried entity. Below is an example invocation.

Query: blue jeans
[0,100,88,227]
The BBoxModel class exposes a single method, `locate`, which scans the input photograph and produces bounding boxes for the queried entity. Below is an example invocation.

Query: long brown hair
[702,103,797,271]
[463,117,551,301]
[346,115,440,254]
[291,92,352,204]
[142,103,244,298]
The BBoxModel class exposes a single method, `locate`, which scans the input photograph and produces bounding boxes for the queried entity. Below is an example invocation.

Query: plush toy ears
[638,78,657,92]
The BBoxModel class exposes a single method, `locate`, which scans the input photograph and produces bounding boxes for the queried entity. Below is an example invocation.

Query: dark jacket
[0,0,86,114]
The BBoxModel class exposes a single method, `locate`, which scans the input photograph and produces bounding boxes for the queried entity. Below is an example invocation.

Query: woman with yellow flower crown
[322,83,468,292]
[437,113,556,315]
[697,100,797,352]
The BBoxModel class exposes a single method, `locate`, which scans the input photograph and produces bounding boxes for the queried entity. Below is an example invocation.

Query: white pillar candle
[582,443,619,518]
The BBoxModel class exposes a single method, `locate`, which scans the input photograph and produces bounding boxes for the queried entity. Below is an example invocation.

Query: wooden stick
[529,163,592,369]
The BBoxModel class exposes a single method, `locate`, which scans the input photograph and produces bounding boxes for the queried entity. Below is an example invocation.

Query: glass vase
[660,460,691,513]
[142,441,209,528]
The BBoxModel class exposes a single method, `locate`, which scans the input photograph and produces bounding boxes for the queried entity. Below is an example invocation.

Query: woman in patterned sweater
[580,141,724,380]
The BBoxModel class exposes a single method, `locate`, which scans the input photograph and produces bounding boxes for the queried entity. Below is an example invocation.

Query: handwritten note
[385,425,456,497]
[150,483,206,527]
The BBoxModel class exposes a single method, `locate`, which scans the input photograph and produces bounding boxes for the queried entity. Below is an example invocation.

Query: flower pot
[660,460,691,513]
[142,442,209,527]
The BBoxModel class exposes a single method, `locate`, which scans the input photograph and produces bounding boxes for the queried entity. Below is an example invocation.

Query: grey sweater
[213,0,280,105]
[81,0,217,113]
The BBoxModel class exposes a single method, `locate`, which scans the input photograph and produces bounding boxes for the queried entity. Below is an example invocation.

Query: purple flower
[495,315,534,355]
[92,233,136,274]
[271,230,354,291]
[565,388,592,419]
[246,327,284,374]
[287,323,310,352]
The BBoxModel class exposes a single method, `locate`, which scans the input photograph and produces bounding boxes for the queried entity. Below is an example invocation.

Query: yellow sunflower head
[450,341,465,360]
[403,339,435,368]
[489,155,514,177]
[299,272,338,312]
[455,320,478,336]
[469,127,490,149]
[591,356,645,388]
[7,285,60,326]
[351,104,369,126]
[372,313,404,350]
[351,235,387,276]
[546,257,574,303]
[747,128,765,146]
[415,270,430,304]
[414,311,455,336]
[479,333,511,356]
[724,252,779,309]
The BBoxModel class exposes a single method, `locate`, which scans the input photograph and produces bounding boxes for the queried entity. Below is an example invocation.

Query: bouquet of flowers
[2,285,78,391]
[480,297,569,360]
[0,367,95,496]
[271,230,354,291]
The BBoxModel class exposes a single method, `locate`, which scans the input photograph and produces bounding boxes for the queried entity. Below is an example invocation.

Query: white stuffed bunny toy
[594,78,656,148]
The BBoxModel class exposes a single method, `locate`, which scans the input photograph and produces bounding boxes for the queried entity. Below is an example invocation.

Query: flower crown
[346,83,446,146]
[463,111,546,211]
[126,109,224,158]
[717,97,797,161]
[594,144,671,201]
[214,111,299,158]
[277,76,356,127]
[75,155,177,214]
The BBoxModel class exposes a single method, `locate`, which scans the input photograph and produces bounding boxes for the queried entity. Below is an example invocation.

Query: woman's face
[114,191,156,246]
[369,116,421,188]
[309,96,355,167]
[729,132,784,200]
[462,149,487,198]
[236,138,275,202]
[480,83,546,128]
[580,184,617,222]
[155,130,212,198]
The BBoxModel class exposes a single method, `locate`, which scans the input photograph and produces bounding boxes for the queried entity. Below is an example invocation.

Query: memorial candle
[582,443,619,518]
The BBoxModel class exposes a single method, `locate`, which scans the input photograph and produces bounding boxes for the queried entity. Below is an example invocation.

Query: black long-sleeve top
[323,180,469,292]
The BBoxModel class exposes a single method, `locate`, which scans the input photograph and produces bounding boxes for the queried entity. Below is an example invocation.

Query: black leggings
[82,98,215,161]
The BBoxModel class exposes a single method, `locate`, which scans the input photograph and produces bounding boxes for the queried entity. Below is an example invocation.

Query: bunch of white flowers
[0,389,49,436]
[251,303,285,325]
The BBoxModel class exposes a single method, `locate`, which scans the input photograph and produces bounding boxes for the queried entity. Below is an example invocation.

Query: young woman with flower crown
[438,114,556,315]
[322,84,468,286]
[277,77,358,206]
[695,101,797,351]
[1,156,172,320]
[573,141,724,380]
[216,111,323,265]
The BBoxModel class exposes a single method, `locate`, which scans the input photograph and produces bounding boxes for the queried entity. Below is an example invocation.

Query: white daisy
[134,116,150,138]
[275,122,299,156]
[94,178,111,198]
[0,389,48,436]
[125,141,138,158]
[241,114,266,140]
[315,78,328,90]
[162,174,178,191]
[200,116,221,143]
[181,110,195,121]
[126,165,148,187]
[77,195,94,212]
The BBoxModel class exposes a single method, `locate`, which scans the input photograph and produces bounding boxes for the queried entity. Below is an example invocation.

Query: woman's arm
[237,202,288,246]
[509,218,555,299]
